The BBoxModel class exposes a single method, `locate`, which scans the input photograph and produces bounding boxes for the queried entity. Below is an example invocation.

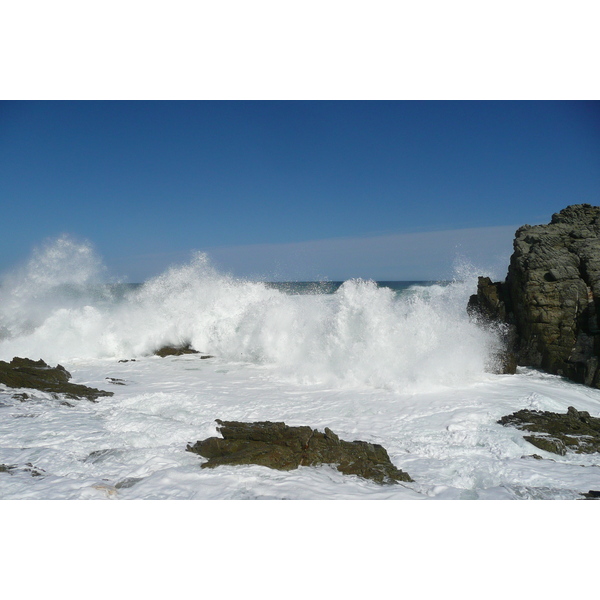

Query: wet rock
[521,454,545,460]
[154,344,214,358]
[154,344,199,357]
[186,420,413,484]
[0,462,45,477]
[582,490,600,499]
[105,377,126,385]
[0,357,113,401]
[115,476,144,489]
[467,276,509,323]
[23,462,45,477]
[498,406,600,455]
[469,204,600,387]
[467,276,518,374]
[84,449,114,463]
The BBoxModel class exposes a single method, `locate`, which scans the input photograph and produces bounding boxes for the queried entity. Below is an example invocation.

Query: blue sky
[1,100,599,281]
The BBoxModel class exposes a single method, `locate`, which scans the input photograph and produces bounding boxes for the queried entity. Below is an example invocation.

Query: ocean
[1,236,600,500]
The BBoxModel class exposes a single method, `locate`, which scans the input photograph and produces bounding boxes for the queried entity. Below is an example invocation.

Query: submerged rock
[0,462,45,477]
[186,419,413,484]
[115,476,144,489]
[469,204,600,387]
[498,406,600,455]
[0,357,113,401]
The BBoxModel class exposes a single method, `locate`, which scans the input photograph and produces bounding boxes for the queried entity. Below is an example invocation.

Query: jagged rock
[467,276,518,374]
[0,357,113,401]
[467,276,509,323]
[498,406,600,455]
[469,204,600,386]
[186,420,413,484]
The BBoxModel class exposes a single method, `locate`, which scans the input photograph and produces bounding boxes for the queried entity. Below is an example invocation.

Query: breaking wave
[0,236,502,391]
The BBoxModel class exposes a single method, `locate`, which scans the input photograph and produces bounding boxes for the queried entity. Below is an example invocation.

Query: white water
[1,236,600,500]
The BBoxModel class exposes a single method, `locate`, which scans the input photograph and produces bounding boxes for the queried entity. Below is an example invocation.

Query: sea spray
[0,235,111,340]
[0,237,501,391]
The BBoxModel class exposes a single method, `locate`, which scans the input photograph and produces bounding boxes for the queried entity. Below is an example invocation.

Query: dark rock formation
[0,357,113,401]
[0,462,45,477]
[469,204,600,386]
[582,490,600,499]
[186,420,413,484]
[467,276,518,374]
[498,406,600,455]
[154,344,199,357]
[154,344,214,358]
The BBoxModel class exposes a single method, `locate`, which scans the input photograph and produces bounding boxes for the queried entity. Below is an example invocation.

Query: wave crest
[0,238,500,391]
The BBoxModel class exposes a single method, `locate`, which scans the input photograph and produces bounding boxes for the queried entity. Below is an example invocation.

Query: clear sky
[1,100,599,282]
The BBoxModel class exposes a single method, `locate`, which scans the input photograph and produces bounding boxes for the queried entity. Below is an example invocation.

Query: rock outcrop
[0,357,113,401]
[498,406,600,455]
[582,490,600,499]
[186,420,413,484]
[154,344,213,358]
[469,204,600,386]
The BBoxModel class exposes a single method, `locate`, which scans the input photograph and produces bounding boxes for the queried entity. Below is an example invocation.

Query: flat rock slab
[498,406,600,455]
[187,419,413,484]
[0,357,113,401]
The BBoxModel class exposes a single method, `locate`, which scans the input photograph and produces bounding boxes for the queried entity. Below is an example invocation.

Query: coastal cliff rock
[0,357,113,401]
[186,419,413,484]
[469,204,600,386]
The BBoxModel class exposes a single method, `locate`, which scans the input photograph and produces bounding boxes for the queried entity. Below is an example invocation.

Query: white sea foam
[0,237,500,392]
[2,236,600,501]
